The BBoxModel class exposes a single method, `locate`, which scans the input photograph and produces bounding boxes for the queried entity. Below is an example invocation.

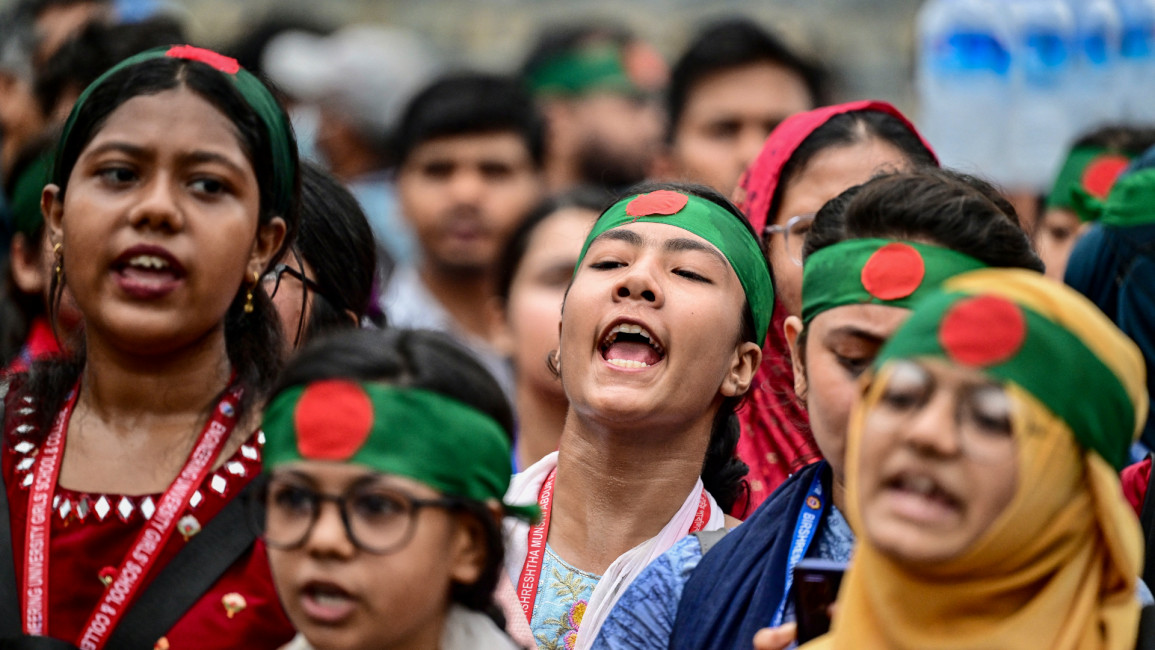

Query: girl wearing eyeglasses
[733,100,939,513]
[257,328,536,650]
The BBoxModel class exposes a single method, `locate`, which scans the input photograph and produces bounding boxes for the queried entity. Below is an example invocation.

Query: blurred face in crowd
[666,62,813,197]
[770,138,909,318]
[786,303,910,499]
[0,70,45,174]
[398,132,542,276]
[501,206,599,403]
[569,91,664,188]
[1034,207,1086,281]
[856,359,1019,566]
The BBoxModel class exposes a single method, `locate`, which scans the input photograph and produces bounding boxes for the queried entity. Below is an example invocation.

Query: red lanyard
[516,468,711,622]
[22,383,242,649]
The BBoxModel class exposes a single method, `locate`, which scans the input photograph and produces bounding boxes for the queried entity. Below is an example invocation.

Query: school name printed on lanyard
[22,383,243,649]
[771,470,826,628]
[516,468,712,622]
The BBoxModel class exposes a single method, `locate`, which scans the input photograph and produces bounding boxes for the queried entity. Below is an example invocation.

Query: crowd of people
[0,1,1153,649]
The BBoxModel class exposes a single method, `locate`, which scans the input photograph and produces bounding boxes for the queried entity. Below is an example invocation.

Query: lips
[299,579,358,625]
[598,319,666,369]
[111,244,186,300]
[881,470,963,524]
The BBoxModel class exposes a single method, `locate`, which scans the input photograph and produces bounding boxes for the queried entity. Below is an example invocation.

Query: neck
[420,265,497,342]
[515,383,567,470]
[546,410,711,574]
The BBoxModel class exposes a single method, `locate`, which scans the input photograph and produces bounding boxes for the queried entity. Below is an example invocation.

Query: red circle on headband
[166,45,241,75]
[861,243,925,300]
[939,295,1026,367]
[1082,155,1130,199]
[294,380,374,460]
[626,191,689,217]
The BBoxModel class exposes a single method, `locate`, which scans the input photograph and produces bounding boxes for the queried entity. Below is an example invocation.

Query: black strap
[1141,454,1155,589]
[692,528,730,555]
[107,481,257,649]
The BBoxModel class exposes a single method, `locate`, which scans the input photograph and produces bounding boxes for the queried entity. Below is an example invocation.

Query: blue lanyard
[771,470,826,627]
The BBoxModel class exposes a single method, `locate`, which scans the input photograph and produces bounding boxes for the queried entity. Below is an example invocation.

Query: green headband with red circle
[875,289,1134,470]
[261,380,538,521]
[57,45,296,218]
[801,239,987,325]
[575,190,774,341]
[1048,145,1132,218]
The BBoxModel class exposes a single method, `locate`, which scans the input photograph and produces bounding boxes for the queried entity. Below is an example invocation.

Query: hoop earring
[243,271,259,314]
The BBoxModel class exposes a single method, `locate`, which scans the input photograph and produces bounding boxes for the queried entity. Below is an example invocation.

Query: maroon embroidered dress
[2,383,295,649]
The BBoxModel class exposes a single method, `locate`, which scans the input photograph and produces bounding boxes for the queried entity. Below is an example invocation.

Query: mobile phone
[793,558,847,644]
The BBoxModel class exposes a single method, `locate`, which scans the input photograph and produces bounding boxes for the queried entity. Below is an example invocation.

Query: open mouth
[599,322,666,369]
[884,472,962,513]
[112,246,186,291]
[301,580,357,624]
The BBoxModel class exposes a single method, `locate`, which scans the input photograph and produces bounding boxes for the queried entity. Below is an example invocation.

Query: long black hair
[560,180,766,514]
[270,328,514,623]
[24,54,300,431]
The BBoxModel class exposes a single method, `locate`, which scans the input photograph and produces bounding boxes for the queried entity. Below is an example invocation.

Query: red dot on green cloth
[626,191,689,217]
[939,295,1027,367]
[165,45,241,75]
[1082,155,1131,199]
[294,380,374,460]
[860,243,925,300]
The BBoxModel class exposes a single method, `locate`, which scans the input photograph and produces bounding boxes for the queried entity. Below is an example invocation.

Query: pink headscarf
[731,100,937,517]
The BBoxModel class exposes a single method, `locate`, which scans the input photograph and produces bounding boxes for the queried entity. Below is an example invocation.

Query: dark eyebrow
[824,325,889,343]
[664,237,727,265]
[82,141,248,177]
[82,141,148,160]
[180,150,249,178]
[592,228,644,247]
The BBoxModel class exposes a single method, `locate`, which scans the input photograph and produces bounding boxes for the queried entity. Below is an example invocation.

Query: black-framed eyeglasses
[261,249,328,348]
[763,212,816,267]
[248,474,461,555]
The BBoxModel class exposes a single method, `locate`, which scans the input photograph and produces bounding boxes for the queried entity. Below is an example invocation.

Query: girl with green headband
[1,46,299,648]
[257,329,533,650]
[592,168,1044,650]
[503,182,770,650]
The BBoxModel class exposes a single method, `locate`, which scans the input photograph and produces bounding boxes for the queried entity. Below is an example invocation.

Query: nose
[446,168,485,206]
[901,389,962,457]
[128,174,184,232]
[612,257,664,307]
[305,500,357,559]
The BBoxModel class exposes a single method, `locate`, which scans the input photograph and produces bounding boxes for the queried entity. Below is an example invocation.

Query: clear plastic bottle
[916,0,1013,181]
[1006,0,1077,191]
[1065,0,1123,132]
[1117,0,1155,122]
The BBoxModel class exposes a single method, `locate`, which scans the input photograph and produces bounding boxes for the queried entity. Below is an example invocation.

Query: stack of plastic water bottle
[917,0,1155,192]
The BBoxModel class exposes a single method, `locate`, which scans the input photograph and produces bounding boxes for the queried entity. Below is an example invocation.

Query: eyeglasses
[261,249,327,347]
[763,212,815,267]
[250,474,460,555]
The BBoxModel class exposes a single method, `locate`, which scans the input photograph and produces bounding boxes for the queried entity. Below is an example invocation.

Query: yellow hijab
[805,269,1148,650]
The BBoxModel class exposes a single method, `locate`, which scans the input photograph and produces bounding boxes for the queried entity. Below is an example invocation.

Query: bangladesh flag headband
[262,381,539,522]
[575,190,774,342]
[1047,145,1132,217]
[801,239,987,325]
[525,43,639,97]
[57,45,296,219]
[1077,167,1155,229]
[875,283,1136,470]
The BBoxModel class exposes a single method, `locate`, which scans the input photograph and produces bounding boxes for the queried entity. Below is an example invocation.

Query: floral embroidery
[532,546,599,650]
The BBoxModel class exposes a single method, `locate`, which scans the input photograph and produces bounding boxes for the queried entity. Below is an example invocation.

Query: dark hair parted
[495,185,615,304]
[766,110,938,229]
[666,17,826,143]
[25,54,300,430]
[395,72,545,168]
[271,328,514,620]
[295,161,379,341]
[562,180,764,513]
[803,168,1044,272]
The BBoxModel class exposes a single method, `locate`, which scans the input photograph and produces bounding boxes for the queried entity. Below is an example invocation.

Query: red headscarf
[731,100,937,517]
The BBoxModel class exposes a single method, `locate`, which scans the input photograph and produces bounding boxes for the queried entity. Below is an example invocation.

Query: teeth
[603,323,665,354]
[607,358,650,369]
[903,475,935,496]
[128,255,170,270]
[312,592,350,607]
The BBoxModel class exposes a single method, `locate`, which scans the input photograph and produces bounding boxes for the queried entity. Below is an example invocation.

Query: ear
[9,234,48,294]
[784,315,808,401]
[720,340,762,398]
[42,184,65,247]
[447,508,492,588]
[247,217,287,280]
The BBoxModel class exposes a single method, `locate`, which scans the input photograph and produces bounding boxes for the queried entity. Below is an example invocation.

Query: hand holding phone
[793,558,847,644]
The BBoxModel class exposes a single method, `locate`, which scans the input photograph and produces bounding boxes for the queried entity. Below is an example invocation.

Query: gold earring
[243,271,259,314]
[53,243,63,281]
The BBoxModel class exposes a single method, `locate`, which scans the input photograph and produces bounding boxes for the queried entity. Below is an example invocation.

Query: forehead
[589,221,727,259]
[406,131,534,165]
[776,139,910,220]
[682,61,812,120]
[810,303,910,339]
[83,86,246,158]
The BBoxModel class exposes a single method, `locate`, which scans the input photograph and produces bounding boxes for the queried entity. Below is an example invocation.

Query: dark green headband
[875,289,1135,470]
[1081,167,1155,228]
[262,380,537,521]
[57,45,296,218]
[575,190,774,341]
[801,239,987,325]
[526,43,639,97]
[9,149,52,237]
[1048,145,1132,218]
